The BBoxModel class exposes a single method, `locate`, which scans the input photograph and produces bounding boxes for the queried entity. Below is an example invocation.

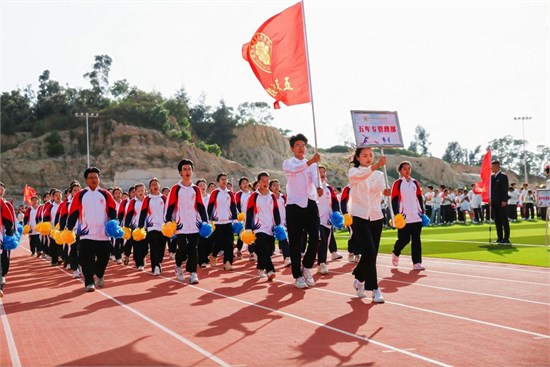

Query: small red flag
[242,2,311,109]
[23,184,37,205]
[475,150,492,202]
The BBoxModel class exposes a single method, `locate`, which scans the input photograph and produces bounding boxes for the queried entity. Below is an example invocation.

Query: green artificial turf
[334,220,550,267]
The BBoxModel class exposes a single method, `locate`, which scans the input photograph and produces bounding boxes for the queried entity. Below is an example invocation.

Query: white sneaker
[353,279,367,298]
[267,271,276,282]
[331,251,343,260]
[372,289,385,303]
[189,272,199,284]
[354,255,361,263]
[116,258,123,264]
[318,263,328,275]
[208,255,217,267]
[392,253,399,267]
[65,264,71,270]
[169,252,175,260]
[217,250,224,257]
[224,261,233,271]
[137,266,145,271]
[295,277,308,289]
[250,253,258,262]
[348,253,355,263]
[72,270,81,279]
[413,263,425,270]
[85,284,95,292]
[302,267,315,286]
[258,269,266,278]
[284,257,292,267]
[175,265,184,282]
[110,255,116,262]
[1,277,6,285]
[153,266,161,276]
[96,277,104,287]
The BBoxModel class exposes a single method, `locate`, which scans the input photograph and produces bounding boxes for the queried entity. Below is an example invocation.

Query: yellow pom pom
[55,223,60,230]
[50,228,57,238]
[23,224,31,234]
[35,222,43,233]
[60,230,76,245]
[344,213,353,227]
[54,230,63,245]
[122,227,131,240]
[132,228,147,241]
[240,230,256,245]
[161,221,177,238]
[393,214,406,229]
[237,212,245,222]
[210,222,216,233]
[40,222,52,236]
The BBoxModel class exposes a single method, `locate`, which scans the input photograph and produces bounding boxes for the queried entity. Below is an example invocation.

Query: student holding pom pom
[391,161,426,271]
[243,172,284,282]
[165,159,209,284]
[66,167,120,292]
[1,182,18,296]
[348,148,389,302]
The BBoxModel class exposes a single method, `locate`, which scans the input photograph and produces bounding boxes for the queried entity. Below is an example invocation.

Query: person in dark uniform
[490,160,510,244]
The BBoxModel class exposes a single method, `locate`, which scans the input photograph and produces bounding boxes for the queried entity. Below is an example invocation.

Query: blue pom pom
[330,211,345,230]
[105,219,124,239]
[17,223,23,235]
[232,221,244,235]
[422,214,431,227]
[273,225,287,241]
[2,235,19,250]
[15,231,21,242]
[199,222,213,238]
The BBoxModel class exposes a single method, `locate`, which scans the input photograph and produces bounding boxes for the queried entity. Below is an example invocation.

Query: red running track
[1,237,549,366]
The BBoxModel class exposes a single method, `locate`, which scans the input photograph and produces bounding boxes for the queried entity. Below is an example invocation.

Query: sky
[1,0,549,160]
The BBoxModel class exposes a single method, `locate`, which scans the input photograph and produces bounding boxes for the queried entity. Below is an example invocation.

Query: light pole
[75,112,99,168]
[513,116,531,185]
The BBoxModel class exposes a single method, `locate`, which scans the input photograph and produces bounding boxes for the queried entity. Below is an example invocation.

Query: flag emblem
[249,33,272,73]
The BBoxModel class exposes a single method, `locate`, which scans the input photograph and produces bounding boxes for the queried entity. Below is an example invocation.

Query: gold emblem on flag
[250,32,272,73]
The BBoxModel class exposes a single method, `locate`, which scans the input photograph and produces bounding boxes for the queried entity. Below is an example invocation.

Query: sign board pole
[380,148,395,227]
[535,189,550,246]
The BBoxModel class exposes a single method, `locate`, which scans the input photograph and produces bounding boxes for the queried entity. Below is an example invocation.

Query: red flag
[242,2,310,109]
[23,184,36,205]
[474,150,492,202]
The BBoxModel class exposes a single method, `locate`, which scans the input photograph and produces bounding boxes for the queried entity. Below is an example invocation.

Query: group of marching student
[3,132,427,303]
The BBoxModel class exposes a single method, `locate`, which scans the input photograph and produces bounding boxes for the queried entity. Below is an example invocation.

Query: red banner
[242,2,310,109]
[23,184,37,205]
[474,150,492,202]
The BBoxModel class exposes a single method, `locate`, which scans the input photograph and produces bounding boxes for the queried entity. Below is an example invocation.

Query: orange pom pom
[240,230,256,245]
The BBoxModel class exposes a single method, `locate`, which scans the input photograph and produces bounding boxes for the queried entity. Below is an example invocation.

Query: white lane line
[375,254,550,274]
[94,288,231,367]
[229,268,550,340]
[183,283,454,367]
[36,254,232,367]
[325,268,550,306]
[0,300,22,367]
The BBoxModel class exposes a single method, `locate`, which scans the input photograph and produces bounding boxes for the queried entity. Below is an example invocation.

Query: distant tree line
[1,54,274,156]
[406,124,549,177]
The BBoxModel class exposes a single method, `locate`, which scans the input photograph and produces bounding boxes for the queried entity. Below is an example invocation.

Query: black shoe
[501,239,511,244]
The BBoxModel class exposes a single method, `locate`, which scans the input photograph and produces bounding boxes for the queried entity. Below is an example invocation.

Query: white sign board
[350,110,404,148]
[536,189,550,208]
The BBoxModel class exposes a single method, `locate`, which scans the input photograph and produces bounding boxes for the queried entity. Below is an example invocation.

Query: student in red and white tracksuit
[138,178,167,275]
[58,181,82,278]
[391,161,426,270]
[123,183,148,270]
[235,177,252,259]
[165,159,209,284]
[207,173,238,270]
[196,179,212,268]
[44,189,62,266]
[245,172,281,281]
[24,196,41,256]
[1,182,17,293]
[66,167,118,291]
[269,179,290,266]
[316,165,341,275]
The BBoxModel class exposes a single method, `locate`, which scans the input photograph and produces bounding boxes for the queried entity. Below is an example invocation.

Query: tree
[35,70,68,119]
[236,101,273,125]
[488,135,525,172]
[442,141,466,164]
[82,54,112,108]
[210,100,237,149]
[408,125,431,156]
[110,79,132,100]
[45,131,65,157]
[466,145,482,166]
[0,89,34,134]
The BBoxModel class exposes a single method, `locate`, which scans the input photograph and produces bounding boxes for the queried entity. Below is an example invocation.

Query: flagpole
[300,0,319,152]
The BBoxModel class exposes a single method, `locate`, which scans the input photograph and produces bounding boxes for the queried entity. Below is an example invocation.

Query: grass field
[334,220,550,267]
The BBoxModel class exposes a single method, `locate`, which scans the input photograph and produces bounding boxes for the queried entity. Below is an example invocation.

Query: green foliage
[236,101,273,125]
[196,141,221,156]
[44,131,65,157]
[322,145,351,153]
[0,88,35,134]
[408,125,431,156]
